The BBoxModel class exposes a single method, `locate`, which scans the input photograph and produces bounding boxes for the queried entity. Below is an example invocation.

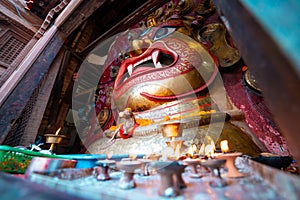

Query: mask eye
[153,27,176,40]
[140,28,151,37]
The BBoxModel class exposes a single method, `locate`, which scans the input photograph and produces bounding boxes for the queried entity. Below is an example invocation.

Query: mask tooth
[127,64,133,76]
[151,50,159,65]
[155,61,162,68]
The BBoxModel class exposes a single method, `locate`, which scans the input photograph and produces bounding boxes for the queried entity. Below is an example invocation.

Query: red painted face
[112,20,218,112]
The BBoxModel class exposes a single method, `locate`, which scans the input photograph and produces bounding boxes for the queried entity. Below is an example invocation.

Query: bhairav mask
[113,19,218,112]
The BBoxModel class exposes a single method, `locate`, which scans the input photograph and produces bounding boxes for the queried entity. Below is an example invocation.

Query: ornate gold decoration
[146,7,163,27]
[201,23,241,67]
[177,0,195,15]
[196,0,215,15]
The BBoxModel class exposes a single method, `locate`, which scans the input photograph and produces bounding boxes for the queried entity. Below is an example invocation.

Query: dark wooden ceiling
[31,0,170,56]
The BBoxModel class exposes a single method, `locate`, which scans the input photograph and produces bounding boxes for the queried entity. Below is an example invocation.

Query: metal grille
[0,36,25,65]
[0,25,5,34]
[3,77,44,147]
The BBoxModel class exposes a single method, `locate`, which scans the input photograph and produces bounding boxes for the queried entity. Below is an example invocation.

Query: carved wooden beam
[34,0,71,39]
[59,0,107,36]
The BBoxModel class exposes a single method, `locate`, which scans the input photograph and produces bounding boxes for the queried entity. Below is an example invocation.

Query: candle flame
[192,144,197,152]
[199,140,215,156]
[129,153,137,160]
[220,140,229,153]
[188,144,197,157]
[107,151,113,160]
[55,127,61,135]
[188,145,194,156]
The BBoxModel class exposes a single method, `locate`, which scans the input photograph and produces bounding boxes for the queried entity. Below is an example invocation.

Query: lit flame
[220,140,229,153]
[55,127,61,135]
[171,136,175,142]
[192,144,197,152]
[107,151,113,160]
[129,153,138,160]
[199,139,215,156]
[188,144,197,157]
[188,146,194,156]
[164,139,182,160]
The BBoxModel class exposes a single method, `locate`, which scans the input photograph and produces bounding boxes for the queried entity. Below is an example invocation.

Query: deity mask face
[113,20,218,112]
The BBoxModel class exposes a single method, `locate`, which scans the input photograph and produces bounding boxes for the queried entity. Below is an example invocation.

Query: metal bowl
[160,121,184,138]
[44,134,66,144]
